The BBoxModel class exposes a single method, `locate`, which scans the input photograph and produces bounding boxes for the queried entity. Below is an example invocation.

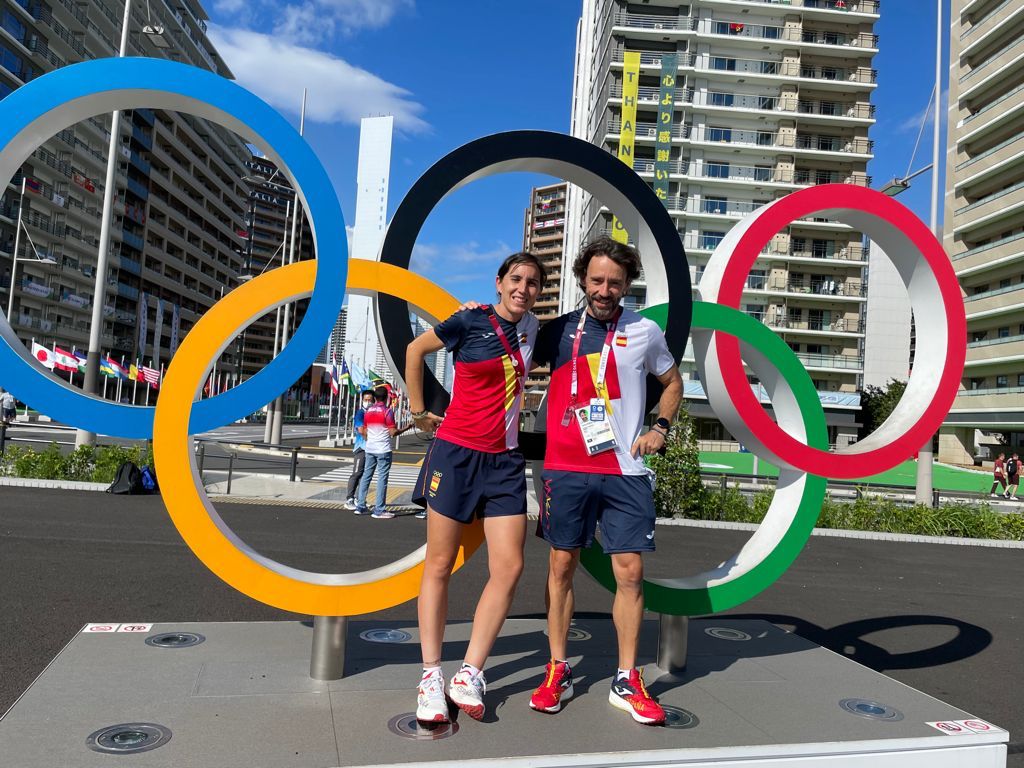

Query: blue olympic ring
[0,58,347,437]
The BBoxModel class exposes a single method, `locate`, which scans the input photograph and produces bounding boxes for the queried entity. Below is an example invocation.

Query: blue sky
[205,1,948,304]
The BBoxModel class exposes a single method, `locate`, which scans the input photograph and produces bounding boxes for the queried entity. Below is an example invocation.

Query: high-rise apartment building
[565,0,880,447]
[240,154,314,382]
[0,0,253,401]
[522,181,567,391]
[940,0,1024,464]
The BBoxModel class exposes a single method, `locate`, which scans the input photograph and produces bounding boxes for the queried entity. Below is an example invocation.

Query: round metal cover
[145,632,205,648]
[839,698,904,722]
[661,706,700,730]
[704,627,752,642]
[543,625,592,642]
[87,723,171,754]
[359,628,413,644]
[387,713,459,740]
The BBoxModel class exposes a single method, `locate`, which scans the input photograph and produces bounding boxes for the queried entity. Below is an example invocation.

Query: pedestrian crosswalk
[310,462,423,487]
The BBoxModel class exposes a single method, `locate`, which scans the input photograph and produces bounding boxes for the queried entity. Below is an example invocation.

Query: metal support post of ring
[310,616,348,680]
[657,614,689,676]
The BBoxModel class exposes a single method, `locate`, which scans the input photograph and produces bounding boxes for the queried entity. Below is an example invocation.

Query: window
[1000,278,1012,288]
[760,61,780,75]
[711,57,737,71]
[808,309,831,330]
[1018,374,1024,387]
[707,127,732,142]
[706,162,731,178]
[762,26,781,40]
[747,269,767,290]
[972,331,987,342]
[970,378,984,390]
[758,96,776,110]
[998,326,1010,338]
[812,239,833,258]
[710,92,735,107]
[1,11,25,43]
[757,131,774,146]
[996,375,1008,388]
[701,231,725,250]
[744,303,765,321]
[703,196,728,214]
[753,166,771,182]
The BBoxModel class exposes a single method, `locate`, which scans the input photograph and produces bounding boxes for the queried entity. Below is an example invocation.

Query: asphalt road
[0,486,1020,763]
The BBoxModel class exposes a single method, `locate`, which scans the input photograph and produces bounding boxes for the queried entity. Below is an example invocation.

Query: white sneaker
[416,670,449,723]
[344,498,357,510]
[448,667,487,720]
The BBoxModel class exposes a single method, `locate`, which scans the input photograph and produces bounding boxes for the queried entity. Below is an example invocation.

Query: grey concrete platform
[0,618,1008,767]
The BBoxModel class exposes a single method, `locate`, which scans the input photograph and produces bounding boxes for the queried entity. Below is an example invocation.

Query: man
[0,388,16,425]
[990,452,1006,497]
[354,385,411,519]
[1005,453,1020,501]
[529,236,682,725]
[345,390,376,511]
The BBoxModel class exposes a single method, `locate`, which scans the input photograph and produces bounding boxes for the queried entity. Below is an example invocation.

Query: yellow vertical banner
[612,51,641,244]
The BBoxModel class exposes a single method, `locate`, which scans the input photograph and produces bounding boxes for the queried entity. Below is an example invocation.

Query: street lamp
[76,0,133,448]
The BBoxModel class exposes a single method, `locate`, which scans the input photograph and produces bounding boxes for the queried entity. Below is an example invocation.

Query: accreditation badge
[574,398,618,456]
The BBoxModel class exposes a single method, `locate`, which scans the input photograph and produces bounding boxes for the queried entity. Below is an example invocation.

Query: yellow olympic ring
[153,260,484,616]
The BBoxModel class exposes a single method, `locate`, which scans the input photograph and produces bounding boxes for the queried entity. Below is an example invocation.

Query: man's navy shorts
[413,438,526,521]
[537,470,656,554]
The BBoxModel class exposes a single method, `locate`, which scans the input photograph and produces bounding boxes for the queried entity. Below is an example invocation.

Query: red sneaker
[608,669,665,725]
[529,660,574,713]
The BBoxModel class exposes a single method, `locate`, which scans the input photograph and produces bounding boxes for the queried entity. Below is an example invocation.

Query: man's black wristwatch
[653,418,671,434]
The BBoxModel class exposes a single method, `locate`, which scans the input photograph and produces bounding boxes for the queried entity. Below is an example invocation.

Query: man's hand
[631,428,667,458]
[413,411,444,435]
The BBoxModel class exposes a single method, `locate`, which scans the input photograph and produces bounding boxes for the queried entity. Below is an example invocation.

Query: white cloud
[896,88,948,134]
[411,240,513,282]
[208,26,428,133]
[213,0,413,45]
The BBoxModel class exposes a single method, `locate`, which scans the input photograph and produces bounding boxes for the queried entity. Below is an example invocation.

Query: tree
[647,401,708,517]
[859,378,907,438]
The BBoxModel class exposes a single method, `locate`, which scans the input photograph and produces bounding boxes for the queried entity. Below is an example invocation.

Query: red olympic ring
[712,184,966,479]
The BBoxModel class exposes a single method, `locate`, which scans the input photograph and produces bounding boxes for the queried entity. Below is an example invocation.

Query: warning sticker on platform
[82,623,119,633]
[116,623,153,633]
[927,721,972,735]
[954,719,1002,733]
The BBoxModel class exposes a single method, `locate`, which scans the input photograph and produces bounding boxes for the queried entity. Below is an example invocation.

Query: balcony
[953,180,1024,235]
[965,335,1024,364]
[797,100,875,120]
[612,12,696,32]
[612,49,696,68]
[964,281,1024,306]
[795,134,873,154]
[794,169,871,186]
[120,229,145,252]
[766,315,863,334]
[953,131,1024,190]
[125,177,149,200]
[746,276,867,299]
[953,230,1024,269]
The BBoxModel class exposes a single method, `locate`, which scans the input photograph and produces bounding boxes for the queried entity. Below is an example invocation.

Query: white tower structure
[344,116,394,376]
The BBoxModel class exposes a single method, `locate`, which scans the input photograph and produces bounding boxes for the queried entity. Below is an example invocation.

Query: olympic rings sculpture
[0,59,966,618]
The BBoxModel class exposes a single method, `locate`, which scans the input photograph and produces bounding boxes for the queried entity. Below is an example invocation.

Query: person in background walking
[354,385,411,519]
[1004,453,1020,501]
[989,452,1007,498]
[0,388,16,425]
[345,390,377,511]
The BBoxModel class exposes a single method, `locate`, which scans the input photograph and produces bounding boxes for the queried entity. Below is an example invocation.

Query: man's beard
[585,292,619,321]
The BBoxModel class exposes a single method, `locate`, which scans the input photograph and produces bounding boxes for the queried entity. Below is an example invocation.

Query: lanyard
[570,307,621,404]
[485,307,524,393]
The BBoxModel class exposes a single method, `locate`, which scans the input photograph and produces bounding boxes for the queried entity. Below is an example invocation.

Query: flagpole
[132,359,139,404]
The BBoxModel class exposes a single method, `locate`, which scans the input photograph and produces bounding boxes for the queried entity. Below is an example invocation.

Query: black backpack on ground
[108,461,144,495]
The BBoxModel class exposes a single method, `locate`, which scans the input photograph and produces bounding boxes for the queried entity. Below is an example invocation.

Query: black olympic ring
[374,130,692,460]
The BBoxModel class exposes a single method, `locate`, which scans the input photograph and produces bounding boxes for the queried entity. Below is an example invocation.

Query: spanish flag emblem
[429,471,442,495]
[615,333,628,347]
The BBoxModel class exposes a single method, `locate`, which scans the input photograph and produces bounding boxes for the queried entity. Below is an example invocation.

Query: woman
[406,251,544,723]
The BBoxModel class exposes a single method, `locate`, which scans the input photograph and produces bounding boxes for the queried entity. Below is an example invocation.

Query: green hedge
[0,443,154,484]
[682,483,1024,541]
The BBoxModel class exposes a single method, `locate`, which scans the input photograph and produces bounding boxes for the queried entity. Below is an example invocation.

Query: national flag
[329,354,340,397]
[615,332,628,347]
[53,346,79,372]
[99,358,117,377]
[105,356,129,379]
[203,375,212,396]
[338,358,351,386]
[73,349,88,372]
[129,363,143,382]
[31,342,55,370]
[24,177,41,194]
[141,365,161,388]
